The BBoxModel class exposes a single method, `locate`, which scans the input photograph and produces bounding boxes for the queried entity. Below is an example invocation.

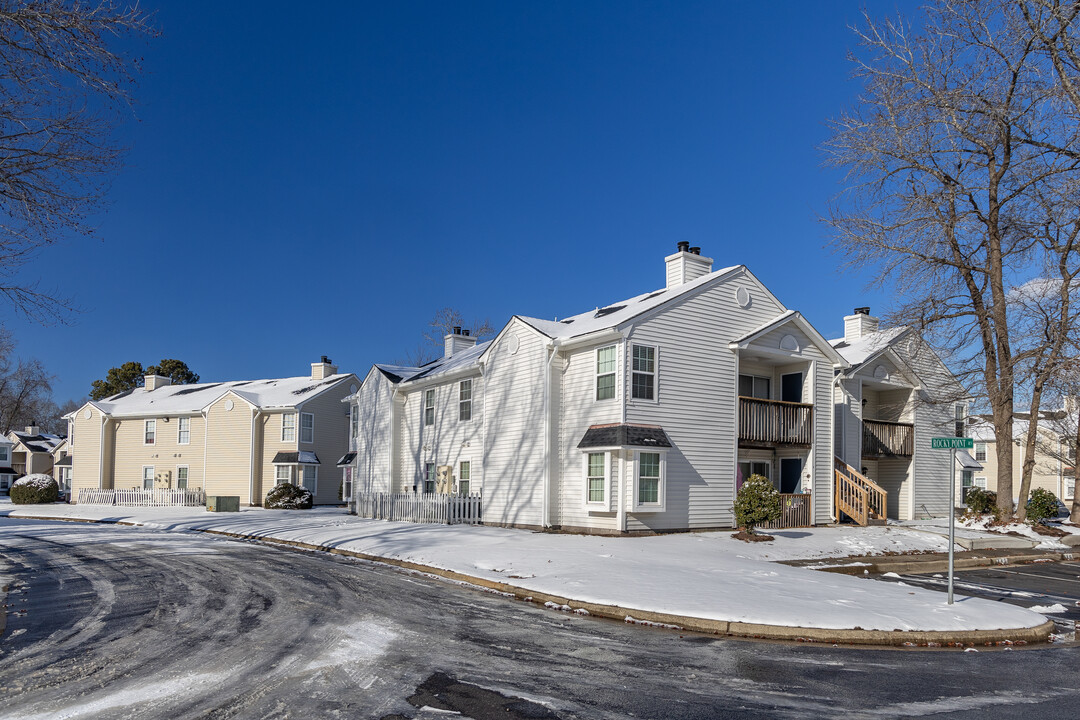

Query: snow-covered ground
[958,514,1080,550]
[0,501,1048,633]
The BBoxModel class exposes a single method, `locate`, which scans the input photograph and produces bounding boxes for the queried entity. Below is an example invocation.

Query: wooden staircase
[834,457,888,526]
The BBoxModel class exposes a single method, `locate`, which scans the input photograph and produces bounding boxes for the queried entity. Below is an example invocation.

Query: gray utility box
[207,496,240,512]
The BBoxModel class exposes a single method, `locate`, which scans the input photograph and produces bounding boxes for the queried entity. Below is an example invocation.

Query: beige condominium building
[66,358,359,506]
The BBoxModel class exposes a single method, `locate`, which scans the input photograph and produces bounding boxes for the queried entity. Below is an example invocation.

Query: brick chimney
[444,326,478,359]
[664,242,713,289]
[311,356,338,380]
[144,375,172,391]
[844,307,880,343]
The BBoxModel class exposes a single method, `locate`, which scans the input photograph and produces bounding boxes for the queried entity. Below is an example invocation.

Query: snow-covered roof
[830,327,911,367]
[406,341,491,382]
[516,265,741,341]
[89,374,355,417]
[10,431,65,454]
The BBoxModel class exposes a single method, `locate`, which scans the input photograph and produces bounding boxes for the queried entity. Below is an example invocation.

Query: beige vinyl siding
[109,414,206,492]
[354,371,395,494]
[482,320,549,528]
[70,406,103,498]
[556,343,621,531]
[258,410,297,504]
[968,434,1070,504]
[205,394,255,504]
[622,271,788,530]
[297,380,354,504]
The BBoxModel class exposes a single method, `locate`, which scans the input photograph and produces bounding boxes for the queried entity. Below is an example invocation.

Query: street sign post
[931,436,972,604]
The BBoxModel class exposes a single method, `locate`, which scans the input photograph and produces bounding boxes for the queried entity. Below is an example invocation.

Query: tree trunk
[1016,387,1047,523]
[1071,417,1080,524]
[992,395,1015,517]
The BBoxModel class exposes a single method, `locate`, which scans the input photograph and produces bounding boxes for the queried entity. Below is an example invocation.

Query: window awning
[0,466,16,475]
[336,452,356,467]
[577,423,672,450]
[955,450,983,470]
[55,456,72,467]
[272,451,320,465]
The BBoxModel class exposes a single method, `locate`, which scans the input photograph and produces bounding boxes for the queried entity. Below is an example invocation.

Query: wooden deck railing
[862,419,914,457]
[738,397,813,446]
[834,458,887,526]
[757,493,812,529]
[354,491,483,525]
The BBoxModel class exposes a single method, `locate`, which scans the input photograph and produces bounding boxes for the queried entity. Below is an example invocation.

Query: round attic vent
[83,408,92,420]
[874,365,889,380]
[505,332,520,355]
[779,334,800,352]
[224,399,234,411]
[350,384,358,394]
[735,287,752,308]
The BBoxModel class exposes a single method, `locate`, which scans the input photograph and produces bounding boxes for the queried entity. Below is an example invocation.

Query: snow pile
[1029,604,1068,615]
[12,474,55,491]
[959,516,1069,550]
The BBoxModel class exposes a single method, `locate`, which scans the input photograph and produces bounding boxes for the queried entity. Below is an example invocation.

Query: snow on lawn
[0,503,1047,633]
[959,515,1071,550]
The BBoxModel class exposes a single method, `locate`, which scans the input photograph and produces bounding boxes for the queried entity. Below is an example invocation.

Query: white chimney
[144,375,172,391]
[664,242,713,289]
[844,307,880,343]
[444,327,478,358]
[24,422,40,435]
[311,356,338,380]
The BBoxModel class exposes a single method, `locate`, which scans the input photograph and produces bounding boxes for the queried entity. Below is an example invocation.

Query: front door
[780,457,802,494]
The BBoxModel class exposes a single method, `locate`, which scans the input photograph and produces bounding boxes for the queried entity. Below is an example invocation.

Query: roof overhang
[729,311,849,367]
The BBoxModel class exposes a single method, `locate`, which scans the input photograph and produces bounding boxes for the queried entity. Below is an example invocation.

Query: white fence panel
[354,492,482,525]
[77,488,206,507]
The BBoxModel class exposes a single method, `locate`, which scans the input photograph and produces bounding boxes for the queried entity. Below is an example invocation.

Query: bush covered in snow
[964,487,998,516]
[733,474,781,535]
[1026,488,1059,524]
[265,483,313,510]
[10,474,60,504]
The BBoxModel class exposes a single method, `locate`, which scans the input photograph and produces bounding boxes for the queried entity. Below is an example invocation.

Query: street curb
[2,512,1055,648]
[792,550,1078,576]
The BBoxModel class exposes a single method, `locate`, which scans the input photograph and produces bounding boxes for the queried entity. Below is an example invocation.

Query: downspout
[249,408,261,506]
[202,410,209,496]
[98,413,106,490]
[389,388,399,492]
[478,361,487,499]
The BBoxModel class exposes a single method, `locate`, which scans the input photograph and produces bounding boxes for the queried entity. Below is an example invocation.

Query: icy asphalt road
[2,519,1080,720]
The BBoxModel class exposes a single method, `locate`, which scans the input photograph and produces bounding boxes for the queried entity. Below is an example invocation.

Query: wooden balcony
[738,396,813,447]
[862,419,914,458]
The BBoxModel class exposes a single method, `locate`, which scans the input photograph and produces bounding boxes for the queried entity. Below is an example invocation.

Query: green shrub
[965,487,998,516]
[733,474,782,534]
[1026,487,1059,524]
[10,474,60,504]
[265,483,313,510]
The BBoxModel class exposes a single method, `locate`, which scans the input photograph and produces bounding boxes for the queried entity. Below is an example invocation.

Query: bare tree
[825,0,1080,516]
[400,307,496,366]
[0,1,156,323]
[0,326,54,432]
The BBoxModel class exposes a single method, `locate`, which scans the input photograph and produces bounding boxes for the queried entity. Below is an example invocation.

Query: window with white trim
[424,389,435,426]
[276,465,293,485]
[459,461,471,495]
[974,476,987,489]
[1066,478,1075,501]
[631,344,656,400]
[300,413,314,444]
[178,417,190,445]
[459,380,472,422]
[144,419,156,445]
[350,407,359,439]
[302,465,317,494]
[176,466,189,490]
[343,466,353,500]
[142,466,154,490]
[59,467,71,493]
[633,451,666,512]
[423,462,435,493]
[0,446,7,463]
[738,374,771,399]
[282,413,296,442]
[584,452,607,506]
[955,404,967,437]
[974,441,986,462]
[596,345,616,400]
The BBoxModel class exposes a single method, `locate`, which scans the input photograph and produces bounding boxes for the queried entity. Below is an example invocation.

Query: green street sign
[931,437,974,449]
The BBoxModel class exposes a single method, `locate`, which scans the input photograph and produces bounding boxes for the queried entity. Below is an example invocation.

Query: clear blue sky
[10,1,918,403]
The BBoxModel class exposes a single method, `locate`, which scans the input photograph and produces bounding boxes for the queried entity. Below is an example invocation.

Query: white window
[974,442,986,462]
[59,467,72,493]
[974,476,988,489]
[302,465,317,494]
[1066,478,1075,501]
[0,446,7,463]
[631,345,657,400]
[596,345,616,400]
[282,413,296,442]
[178,417,190,445]
[343,466,353,501]
[300,413,314,444]
[142,466,155,490]
[276,465,293,485]
[738,374,771,399]
[176,466,189,490]
[423,462,435,493]
[955,404,967,437]
[144,420,156,445]
[584,452,608,506]
[459,380,472,422]
[424,390,435,426]
[459,461,471,495]
[350,407,359,439]
[68,420,74,447]
[633,451,666,512]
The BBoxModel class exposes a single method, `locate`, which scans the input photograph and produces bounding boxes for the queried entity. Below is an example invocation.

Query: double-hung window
[0,446,7,464]
[302,465,317,494]
[585,452,607,505]
[955,404,967,437]
[282,413,296,442]
[631,345,656,400]
[424,389,435,426]
[144,420,156,445]
[142,466,155,490]
[633,451,666,512]
[350,408,359,439]
[176,466,189,490]
[276,465,293,485]
[459,380,472,422]
[596,346,616,400]
[423,462,435,493]
[459,461,471,495]
[300,413,314,443]
[178,417,190,445]
[974,442,987,462]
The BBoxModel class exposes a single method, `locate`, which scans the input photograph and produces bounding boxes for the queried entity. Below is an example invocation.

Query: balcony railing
[738,397,813,446]
[862,419,914,457]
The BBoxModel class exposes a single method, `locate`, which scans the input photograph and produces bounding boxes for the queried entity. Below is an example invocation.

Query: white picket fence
[354,491,482,525]
[77,488,206,507]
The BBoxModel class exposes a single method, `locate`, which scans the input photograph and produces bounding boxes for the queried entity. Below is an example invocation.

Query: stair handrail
[834,457,889,523]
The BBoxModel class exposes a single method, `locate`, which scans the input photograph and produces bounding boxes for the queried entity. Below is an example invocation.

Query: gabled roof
[272,450,320,464]
[405,341,490,383]
[9,431,65,454]
[729,310,848,366]
[516,265,742,341]
[87,374,356,418]
[830,327,912,368]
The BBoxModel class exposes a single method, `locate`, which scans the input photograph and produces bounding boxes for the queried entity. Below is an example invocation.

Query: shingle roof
[55,455,72,467]
[577,423,672,449]
[271,451,320,464]
[336,452,356,466]
[830,327,911,367]
[10,432,65,453]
